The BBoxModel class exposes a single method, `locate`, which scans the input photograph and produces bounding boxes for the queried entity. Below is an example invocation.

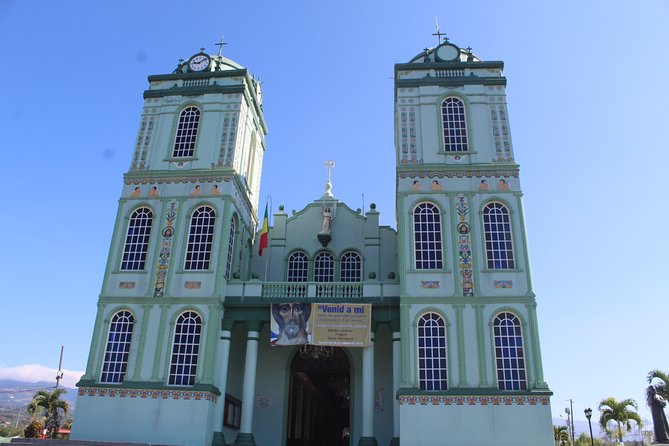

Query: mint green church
[71,37,553,446]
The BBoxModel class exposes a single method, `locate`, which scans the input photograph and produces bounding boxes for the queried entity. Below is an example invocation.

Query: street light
[584,407,594,446]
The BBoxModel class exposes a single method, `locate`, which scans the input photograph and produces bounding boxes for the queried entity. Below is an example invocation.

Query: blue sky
[1,0,668,426]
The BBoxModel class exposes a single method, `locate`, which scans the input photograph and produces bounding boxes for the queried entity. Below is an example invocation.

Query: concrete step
[10,439,178,446]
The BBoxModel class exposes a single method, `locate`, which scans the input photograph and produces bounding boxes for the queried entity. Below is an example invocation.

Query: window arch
[172,106,200,158]
[287,251,308,282]
[483,202,515,269]
[340,251,362,282]
[168,311,202,386]
[100,310,134,384]
[493,312,527,390]
[120,207,153,270]
[441,97,468,152]
[314,251,334,282]
[225,217,236,279]
[413,203,444,270]
[417,312,448,391]
[185,206,216,270]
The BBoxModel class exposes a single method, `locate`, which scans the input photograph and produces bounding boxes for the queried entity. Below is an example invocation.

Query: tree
[646,369,669,443]
[554,425,569,446]
[598,397,643,444]
[24,420,43,439]
[27,388,70,439]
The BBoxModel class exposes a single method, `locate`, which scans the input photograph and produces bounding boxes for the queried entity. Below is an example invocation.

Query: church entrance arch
[286,347,350,446]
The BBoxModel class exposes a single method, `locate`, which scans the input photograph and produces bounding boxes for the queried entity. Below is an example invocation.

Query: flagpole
[263,195,272,281]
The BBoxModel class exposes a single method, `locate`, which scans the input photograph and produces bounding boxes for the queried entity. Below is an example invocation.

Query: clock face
[435,44,460,61]
[188,54,210,72]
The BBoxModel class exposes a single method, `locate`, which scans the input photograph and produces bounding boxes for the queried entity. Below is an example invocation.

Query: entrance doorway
[286,347,350,446]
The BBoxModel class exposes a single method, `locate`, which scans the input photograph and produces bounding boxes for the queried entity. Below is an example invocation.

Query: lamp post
[584,407,594,446]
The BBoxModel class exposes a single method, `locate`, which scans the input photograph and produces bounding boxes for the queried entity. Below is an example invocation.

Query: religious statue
[321,207,333,233]
[647,385,669,443]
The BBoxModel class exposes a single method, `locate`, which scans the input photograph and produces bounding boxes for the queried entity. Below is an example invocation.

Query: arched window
[493,312,527,390]
[172,106,200,158]
[417,313,447,391]
[340,251,362,282]
[413,203,444,270]
[483,202,515,269]
[185,206,216,270]
[100,310,134,384]
[120,207,153,270]
[225,217,236,279]
[441,97,468,152]
[168,311,202,386]
[314,251,334,282]
[287,251,308,282]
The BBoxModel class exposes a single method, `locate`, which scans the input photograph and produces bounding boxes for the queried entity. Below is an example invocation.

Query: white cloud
[0,364,84,389]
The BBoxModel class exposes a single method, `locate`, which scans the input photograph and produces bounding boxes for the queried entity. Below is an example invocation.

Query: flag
[258,204,269,256]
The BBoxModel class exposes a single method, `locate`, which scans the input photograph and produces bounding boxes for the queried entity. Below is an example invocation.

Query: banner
[311,303,371,347]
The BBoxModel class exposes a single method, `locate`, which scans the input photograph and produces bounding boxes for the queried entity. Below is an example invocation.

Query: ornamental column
[212,319,234,446]
[359,332,378,446]
[233,320,263,446]
[390,326,401,446]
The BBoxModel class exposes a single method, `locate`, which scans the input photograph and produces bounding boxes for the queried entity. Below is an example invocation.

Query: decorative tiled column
[390,327,400,446]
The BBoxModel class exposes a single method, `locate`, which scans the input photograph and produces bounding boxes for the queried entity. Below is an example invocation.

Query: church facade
[71,37,553,446]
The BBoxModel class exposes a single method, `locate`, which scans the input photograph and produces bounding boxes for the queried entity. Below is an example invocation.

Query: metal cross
[215,37,227,57]
[433,17,448,44]
[324,160,335,182]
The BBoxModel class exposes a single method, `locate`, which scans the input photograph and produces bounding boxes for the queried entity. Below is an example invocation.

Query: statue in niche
[320,201,337,234]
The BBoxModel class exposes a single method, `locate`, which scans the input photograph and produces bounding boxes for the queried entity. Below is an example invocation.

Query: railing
[183,78,210,87]
[262,282,362,299]
[436,68,465,77]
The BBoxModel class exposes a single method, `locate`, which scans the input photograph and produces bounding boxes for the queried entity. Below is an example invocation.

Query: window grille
[442,97,468,152]
[168,311,202,386]
[185,206,215,270]
[121,207,152,270]
[413,203,444,269]
[340,251,361,282]
[172,106,200,158]
[418,312,448,390]
[483,202,515,269]
[100,311,134,384]
[493,312,527,390]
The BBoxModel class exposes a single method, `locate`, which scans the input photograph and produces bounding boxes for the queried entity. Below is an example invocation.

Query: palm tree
[646,369,669,444]
[647,369,669,400]
[598,397,643,445]
[27,388,70,439]
[553,425,569,446]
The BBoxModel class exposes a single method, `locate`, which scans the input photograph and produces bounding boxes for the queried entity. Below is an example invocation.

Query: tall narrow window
[340,251,361,282]
[413,203,444,270]
[100,311,134,384]
[168,311,202,386]
[442,97,468,152]
[483,202,515,269]
[287,251,309,282]
[185,206,216,270]
[120,207,153,270]
[314,252,334,282]
[225,217,236,279]
[172,106,200,158]
[418,313,447,391]
[493,312,527,391]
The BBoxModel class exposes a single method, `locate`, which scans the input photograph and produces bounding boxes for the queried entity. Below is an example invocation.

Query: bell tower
[394,37,553,445]
[72,47,267,446]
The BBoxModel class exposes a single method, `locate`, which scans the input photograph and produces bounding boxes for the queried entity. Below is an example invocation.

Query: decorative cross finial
[200,47,206,52]
[433,17,448,44]
[466,46,472,53]
[324,160,335,182]
[215,37,227,57]
[323,160,335,197]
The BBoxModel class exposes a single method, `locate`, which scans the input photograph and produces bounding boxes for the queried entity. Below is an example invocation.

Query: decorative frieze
[125,176,232,185]
[78,387,217,402]
[398,171,518,179]
[399,395,550,406]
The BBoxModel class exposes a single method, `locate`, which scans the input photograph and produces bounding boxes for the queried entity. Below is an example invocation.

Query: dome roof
[408,41,480,64]
[173,52,245,74]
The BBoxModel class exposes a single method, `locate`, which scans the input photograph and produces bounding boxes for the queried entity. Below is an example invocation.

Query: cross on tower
[324,160,335,183]
[215,37,227,57]
[433,17,449,45]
